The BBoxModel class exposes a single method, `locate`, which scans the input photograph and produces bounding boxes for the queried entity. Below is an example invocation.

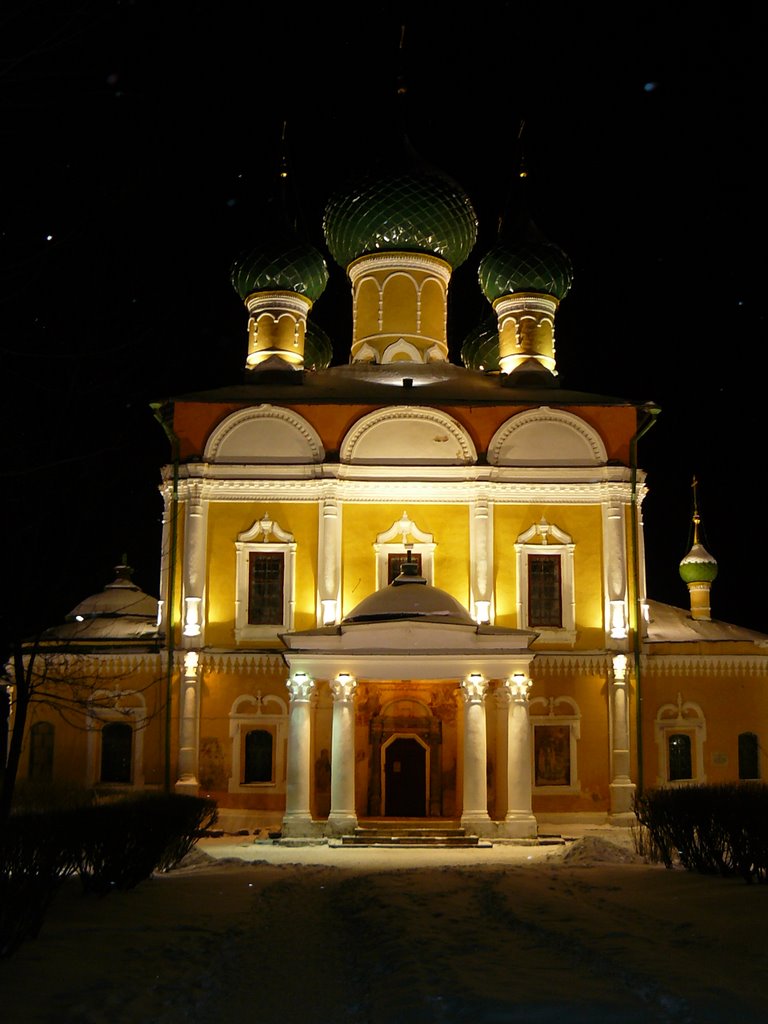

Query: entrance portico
[280,575,538,839]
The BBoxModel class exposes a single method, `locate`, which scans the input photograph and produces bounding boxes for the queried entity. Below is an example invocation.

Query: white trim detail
[489,408,608,467]
[227,691,288,794]
[235,515,297,641]
[204,405,325,464]
[340,406,477,465]
[654,693,707,786]
[515,518,576,643]
[374,511,436,588]
[530,695,581,795]
[382,338,423,363]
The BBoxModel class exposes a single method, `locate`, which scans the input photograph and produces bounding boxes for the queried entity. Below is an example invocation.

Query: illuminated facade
[17,141,768,837]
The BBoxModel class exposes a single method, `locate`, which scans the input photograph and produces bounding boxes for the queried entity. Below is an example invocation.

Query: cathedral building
[14,134,768,839]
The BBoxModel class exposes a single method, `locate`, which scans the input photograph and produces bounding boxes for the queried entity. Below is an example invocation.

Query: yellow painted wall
[494,504,604,647]
[204,501,319,646]
[341,504,470,616]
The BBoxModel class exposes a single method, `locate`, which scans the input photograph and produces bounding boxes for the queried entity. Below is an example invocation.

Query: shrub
[634,783,768,883]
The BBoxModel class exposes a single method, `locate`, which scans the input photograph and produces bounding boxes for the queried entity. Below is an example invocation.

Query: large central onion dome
[323,142,478,271]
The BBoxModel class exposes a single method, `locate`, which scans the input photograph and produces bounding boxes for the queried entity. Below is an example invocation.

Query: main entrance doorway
[383,736,427,817]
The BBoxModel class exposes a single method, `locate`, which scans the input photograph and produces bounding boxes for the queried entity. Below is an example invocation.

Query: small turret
[679,478,718,621]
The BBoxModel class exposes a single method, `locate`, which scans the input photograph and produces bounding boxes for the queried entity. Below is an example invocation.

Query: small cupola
[678,478,718,621]
[476,151,572,379]
[230,137,329,371]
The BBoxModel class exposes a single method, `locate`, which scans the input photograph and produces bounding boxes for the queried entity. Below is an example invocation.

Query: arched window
[29,721,54,782]
[668,734,692,782]
[738,732,760,780]
[244,729,273,784]
[100,722,132,783]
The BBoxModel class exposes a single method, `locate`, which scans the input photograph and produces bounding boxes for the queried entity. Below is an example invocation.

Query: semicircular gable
[341,406,477,465]
[204,405,325,464]
[488,408,607,466]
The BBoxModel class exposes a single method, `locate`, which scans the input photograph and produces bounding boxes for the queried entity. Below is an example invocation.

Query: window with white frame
[529,695,581,794]
[235,514,296,640]
[374,511,435,589]
[515,518,576,642]
[654,694,707,786]
[228,692,288,793]
[87,690,147,789]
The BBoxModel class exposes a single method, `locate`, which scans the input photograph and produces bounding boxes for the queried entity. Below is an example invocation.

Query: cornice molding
[161,471,643,507]
[641,654,768,676]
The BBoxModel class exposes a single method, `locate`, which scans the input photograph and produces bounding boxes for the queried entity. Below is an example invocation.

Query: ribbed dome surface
[461,317,499,371]
[343,582,474,624]
[304,319,333,369]
[323,167,478,270]
[230,235,329,302]
[478,239,573,302]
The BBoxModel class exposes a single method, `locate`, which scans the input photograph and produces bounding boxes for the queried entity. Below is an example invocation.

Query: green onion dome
[230,233,329,302]
[323,141,478,270]
[679,543,719,585]
[304,319,333,370]
[478,234,573,302]
[460,317,499,370]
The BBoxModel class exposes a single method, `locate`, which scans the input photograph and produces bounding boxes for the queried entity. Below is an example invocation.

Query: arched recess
[369,697,442,817]
[204,405,325,464]
[341,407,477,465]
[488,408,607,466]
[228,692,288,794]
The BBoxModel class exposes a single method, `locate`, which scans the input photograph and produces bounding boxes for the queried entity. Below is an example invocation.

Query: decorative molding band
[161,474,641,507]
[531,654,614,676]
[641,655,768,677]
[348,251,452,286]
[200,651,286,673]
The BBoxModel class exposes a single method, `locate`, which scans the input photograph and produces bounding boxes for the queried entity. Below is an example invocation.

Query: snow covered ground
[2,827,767,1023]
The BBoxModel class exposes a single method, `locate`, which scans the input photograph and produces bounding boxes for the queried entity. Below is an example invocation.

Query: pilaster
[609,654,636,823]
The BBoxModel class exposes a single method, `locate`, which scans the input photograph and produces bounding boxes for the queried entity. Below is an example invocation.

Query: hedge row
[0,794,217,957]
[634,783,768,882]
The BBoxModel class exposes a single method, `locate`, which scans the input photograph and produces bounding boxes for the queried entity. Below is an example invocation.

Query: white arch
[341,406,477,465]
[204,405,325,464]
[488,408,607,466]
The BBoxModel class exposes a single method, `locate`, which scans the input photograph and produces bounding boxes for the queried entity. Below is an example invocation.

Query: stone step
[340,825,482,848]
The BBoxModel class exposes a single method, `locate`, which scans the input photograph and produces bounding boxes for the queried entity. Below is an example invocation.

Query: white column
[175,650,201,794]
[326,673,358,837]
[470,497,493,624]
[317,496,341,626]
[499,672,537,838]
[460,674,492,835]
[609,654,636,823]
[182,481,207,641]
[282,672,316,837]
[603,498,628,643]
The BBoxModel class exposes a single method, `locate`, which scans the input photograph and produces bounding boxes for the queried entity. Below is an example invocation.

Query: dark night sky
[2,0,766,650]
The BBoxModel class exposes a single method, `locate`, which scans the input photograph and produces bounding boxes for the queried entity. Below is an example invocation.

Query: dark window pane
[668,733,692,781]
[528,554,562,627]
[244,729,273,783]
[738,732,760,780]
[29,721,54,782]
[248,552,284,625]
[388,552,422,583]
[101,722,132,783]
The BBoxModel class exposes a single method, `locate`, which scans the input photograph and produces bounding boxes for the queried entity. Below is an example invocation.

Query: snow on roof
[645,600,768,645]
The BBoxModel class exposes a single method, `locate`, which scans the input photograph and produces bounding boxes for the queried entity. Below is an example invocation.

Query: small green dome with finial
[478,237,573,302]
[679,478,718,584]
[230,235,329,302]
[477,165,573,303]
